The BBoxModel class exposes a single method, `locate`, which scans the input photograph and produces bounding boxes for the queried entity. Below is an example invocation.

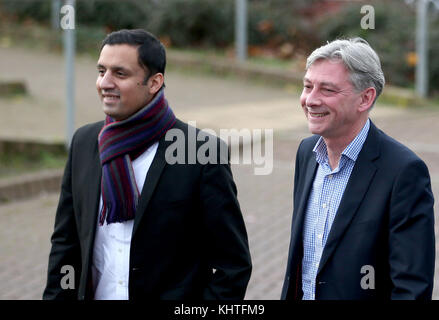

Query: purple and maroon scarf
[98,88,176,225]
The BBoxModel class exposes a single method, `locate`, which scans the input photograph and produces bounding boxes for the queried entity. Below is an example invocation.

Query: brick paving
[0,46,439,300]
[0,192,57,299]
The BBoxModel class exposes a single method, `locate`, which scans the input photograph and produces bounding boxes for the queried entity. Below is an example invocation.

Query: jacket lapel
[290,157,318,254]
[82,123,103,299]
[85,142,102,231]
[80,122,103,240]
[132,134,170,237]
[317,122,381,275]
[284,142,318,299]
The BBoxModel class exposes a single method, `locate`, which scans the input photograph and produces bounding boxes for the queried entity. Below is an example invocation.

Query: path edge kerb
[0,168,63,203]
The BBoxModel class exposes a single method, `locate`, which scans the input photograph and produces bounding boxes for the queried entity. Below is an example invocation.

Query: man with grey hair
[281,38,435,300]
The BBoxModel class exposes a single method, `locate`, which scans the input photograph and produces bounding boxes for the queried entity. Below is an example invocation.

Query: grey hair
[306,37,385,105]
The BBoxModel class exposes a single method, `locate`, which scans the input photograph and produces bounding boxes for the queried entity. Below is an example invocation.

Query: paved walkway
[0,46,438,299]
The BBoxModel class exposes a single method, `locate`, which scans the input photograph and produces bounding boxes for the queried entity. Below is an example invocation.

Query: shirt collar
[313,118,370,164]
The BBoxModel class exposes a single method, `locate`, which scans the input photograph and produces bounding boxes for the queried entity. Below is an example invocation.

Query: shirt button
[118,280,123,285]
[317,234,323,239]
[322,203,327,209]
[315,263,319,268]
[328,175,333,179]
[118,248,122,253]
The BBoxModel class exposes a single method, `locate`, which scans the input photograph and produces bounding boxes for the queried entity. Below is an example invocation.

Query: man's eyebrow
[96,64,130,73]
[320,81,339,88]
[303,77,340,89]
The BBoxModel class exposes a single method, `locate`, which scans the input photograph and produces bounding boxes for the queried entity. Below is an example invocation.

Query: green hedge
[146,0,234,47]
[0,0,318,49]
[0,0,149,29]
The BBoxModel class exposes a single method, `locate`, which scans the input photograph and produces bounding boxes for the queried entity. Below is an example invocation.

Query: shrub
[0,0,319,52]
[146,0,234,47]
[0,0,149,30]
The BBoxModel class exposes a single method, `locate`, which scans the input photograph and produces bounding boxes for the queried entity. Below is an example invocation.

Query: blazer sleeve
[43,133,82,299]
[199,140,252,300]
[389,158,435,299]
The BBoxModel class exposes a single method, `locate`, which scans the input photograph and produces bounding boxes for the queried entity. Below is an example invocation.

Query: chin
[102,109,118,120]
[308,123,323,136]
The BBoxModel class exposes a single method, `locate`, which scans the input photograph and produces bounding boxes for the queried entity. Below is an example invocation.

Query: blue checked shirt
[301,119,370,300]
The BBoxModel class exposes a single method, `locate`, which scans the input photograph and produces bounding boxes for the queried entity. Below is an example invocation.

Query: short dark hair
[101,29,166,78]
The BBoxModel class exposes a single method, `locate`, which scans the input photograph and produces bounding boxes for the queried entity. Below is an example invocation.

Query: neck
[323,118,367,170]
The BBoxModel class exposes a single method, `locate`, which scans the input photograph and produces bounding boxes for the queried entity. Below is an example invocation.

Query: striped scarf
[98,88,176,225]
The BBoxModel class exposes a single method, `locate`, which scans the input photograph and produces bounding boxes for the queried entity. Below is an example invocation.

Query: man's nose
[98,72,115,89]
[304,87,322,107]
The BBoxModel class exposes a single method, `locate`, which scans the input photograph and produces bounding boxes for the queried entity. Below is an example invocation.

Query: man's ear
[358,87,376,112]
[147,73,164,95]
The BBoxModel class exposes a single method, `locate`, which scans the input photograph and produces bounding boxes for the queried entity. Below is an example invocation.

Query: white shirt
[92,142,158,300]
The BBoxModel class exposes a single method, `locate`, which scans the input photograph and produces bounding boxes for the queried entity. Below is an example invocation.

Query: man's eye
[98,69,105,75]
[322,88,337,95]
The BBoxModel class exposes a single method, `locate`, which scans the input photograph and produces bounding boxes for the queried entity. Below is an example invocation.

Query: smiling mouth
[102,94,120,102]
[309,111,329,118]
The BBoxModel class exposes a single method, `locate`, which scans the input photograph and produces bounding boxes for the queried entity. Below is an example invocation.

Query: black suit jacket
[281,121,435,300]
[43,119,252,300]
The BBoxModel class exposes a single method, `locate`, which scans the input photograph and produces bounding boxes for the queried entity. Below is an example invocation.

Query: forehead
[304,59,351,86]
[97,44,140,69]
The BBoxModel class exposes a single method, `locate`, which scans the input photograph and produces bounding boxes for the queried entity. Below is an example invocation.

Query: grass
[0,19,104,59]
[0,150,67,179]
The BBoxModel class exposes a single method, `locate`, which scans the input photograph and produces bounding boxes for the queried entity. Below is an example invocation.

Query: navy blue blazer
[281,121,435,300]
